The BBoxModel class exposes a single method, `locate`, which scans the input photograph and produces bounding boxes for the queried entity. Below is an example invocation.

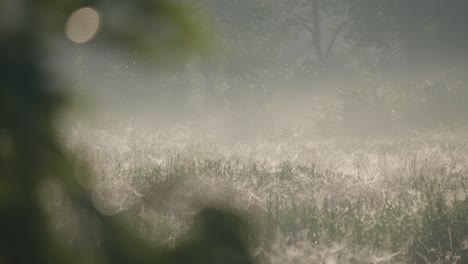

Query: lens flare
[65,7,100,44]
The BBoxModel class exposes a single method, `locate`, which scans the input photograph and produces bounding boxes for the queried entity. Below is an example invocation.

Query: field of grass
[59,122,468,263]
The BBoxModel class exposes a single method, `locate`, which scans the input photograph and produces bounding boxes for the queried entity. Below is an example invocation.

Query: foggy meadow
[2,1,468,263]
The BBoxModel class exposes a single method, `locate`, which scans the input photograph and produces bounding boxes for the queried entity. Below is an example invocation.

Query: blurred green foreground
[0,1,253,263]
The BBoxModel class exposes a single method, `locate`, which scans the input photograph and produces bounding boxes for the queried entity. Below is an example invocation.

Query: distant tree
[344,0,468,75]
[194,0,277,110]
[277,0,352,65]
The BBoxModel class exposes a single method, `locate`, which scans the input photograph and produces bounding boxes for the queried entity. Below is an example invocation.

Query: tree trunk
[311,0,324,62]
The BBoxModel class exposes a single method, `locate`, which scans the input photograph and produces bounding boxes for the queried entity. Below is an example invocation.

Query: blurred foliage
[345,0,468,71]
[333,73,468,136]
[399,78,468,129]
[0,1,255,263]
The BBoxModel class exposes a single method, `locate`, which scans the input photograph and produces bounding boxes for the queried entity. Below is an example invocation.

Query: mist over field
[55,1,468,138]
[3,1,468,263]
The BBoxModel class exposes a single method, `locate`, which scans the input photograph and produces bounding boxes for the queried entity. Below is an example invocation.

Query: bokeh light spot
[65,7,100,44]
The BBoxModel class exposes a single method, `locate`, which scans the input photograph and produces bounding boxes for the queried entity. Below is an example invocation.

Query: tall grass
[60,123,468,263]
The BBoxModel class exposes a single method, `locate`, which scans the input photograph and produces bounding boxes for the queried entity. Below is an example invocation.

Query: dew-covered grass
[62,122,468,263]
